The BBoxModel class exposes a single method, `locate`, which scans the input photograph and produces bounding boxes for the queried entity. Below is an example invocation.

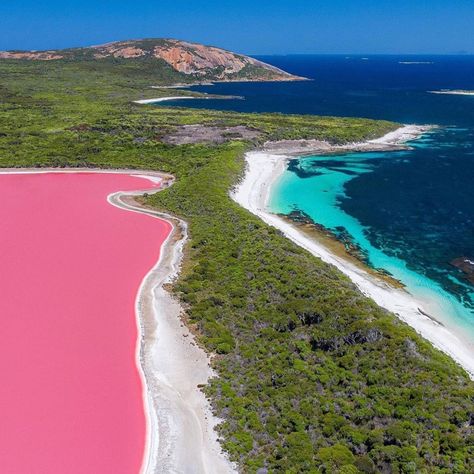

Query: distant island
[399,61,434,65]
[429,89,474,96]
[0,38,305,84]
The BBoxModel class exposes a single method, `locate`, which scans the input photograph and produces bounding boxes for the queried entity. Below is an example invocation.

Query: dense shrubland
[0,60,473,473]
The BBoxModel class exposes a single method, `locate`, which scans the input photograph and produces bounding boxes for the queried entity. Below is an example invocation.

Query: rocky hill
[0,38,304,83]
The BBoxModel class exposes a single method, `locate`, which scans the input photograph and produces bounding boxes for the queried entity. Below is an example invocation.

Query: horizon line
[0,37,471,57]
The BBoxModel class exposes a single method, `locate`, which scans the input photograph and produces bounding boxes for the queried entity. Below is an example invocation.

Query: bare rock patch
[162,124,261,145]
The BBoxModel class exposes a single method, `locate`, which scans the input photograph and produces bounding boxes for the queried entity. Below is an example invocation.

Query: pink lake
[0,172,171,473]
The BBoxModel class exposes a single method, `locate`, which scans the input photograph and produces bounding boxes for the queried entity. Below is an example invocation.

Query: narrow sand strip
[133,96,202,105]
[0,169,234,474]
[231,125,474,379]
[133,94,243,105]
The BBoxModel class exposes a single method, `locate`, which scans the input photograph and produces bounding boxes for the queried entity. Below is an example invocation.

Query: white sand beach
[231,126,474,379]
[134,93,242,105]
[133,96,202,105]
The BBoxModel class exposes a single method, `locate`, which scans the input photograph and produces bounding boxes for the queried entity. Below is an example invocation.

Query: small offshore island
[1,38,474,473]
[429,89,474,96]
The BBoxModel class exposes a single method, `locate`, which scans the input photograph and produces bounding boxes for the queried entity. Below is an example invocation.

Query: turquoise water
[269,135,474,338]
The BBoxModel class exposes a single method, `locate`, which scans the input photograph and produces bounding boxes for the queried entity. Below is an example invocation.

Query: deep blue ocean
[160,55,474,336]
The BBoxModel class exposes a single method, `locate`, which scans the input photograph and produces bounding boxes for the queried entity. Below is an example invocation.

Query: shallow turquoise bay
[269,133,474,340]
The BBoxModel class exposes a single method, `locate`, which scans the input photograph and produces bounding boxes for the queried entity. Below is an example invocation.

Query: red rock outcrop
[0,39,304,82]
[154,41,248,77]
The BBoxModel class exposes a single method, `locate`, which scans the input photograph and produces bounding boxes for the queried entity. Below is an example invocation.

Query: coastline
[133,96,203,105]
[149,76,310,89]
[231,125,474,379]
[0,169,234,474]
[261,124,435,156]
[133,94,243,105]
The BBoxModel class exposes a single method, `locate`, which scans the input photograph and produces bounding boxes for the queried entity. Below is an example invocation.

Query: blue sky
[0,0,473,54]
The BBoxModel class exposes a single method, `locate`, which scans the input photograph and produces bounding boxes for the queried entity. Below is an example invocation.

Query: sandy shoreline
[231,125,474,379]
[261,124,435,156]
[134,93,243,105]
[0,169,234,474]
[133,96,203,105]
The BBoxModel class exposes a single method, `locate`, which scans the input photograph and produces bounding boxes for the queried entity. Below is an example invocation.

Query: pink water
[0,172,171,473]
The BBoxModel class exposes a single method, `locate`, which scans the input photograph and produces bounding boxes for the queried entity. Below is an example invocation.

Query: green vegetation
[1,38,300,83]
[1,59,473,473]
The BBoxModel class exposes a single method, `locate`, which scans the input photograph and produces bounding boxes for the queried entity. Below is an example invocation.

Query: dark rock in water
[450,257,474,285]
[374,267,395,278]
[282,209,405,286]
[286,209,323,228]
[285,210,371,264]
[333,226,370,265]
[287,159,324,178]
